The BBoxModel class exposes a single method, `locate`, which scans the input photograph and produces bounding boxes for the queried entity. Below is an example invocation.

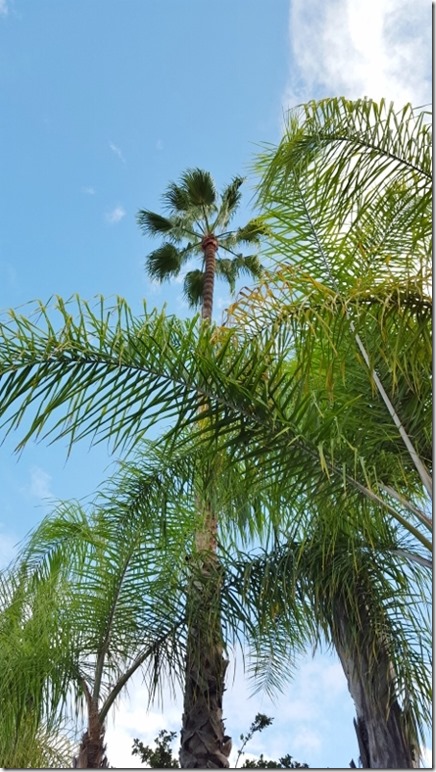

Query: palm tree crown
[137,168,267,320]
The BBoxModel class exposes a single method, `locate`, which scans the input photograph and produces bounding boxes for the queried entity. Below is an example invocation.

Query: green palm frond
[0,294,431,556]
[178,167,217,211]
[162,181,192,213]
[215,258,238,293]
[146,243,185,281]
[255,99,431,289]
[233,217,270,244]
[214,176,244,229]
[183,269,205,307]
[225,515,431,741]
[137,210,175,237]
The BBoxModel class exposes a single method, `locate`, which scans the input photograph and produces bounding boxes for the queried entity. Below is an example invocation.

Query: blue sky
[0,0,432,768]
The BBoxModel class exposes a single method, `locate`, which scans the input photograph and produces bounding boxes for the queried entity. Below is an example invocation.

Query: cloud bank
[285,0,431,109]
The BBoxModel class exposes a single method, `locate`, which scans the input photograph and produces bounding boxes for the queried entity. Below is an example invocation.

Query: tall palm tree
[137,167,266,321]
[138,169,266,768]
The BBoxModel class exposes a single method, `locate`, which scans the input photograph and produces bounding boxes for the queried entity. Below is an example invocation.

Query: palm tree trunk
[179,240,231,767]
[331,593,418,768]
[201,235,218,321]
[179,500,231,768]
[73,699,109,768]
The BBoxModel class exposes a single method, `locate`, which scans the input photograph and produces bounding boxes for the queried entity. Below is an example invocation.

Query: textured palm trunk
[179,233,230,766]
[73,702,109,768]
[179,495,230,766]
[331,593,418,768]
[201,235,218,321]
[179,551,230,768]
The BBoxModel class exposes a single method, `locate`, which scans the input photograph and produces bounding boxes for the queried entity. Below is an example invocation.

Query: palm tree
[137,167,266,321]
[138,169,266,767]
[0,567,75,767]
[0,101,431,765]
[227,97,432,765]
[228,506,431,768]
[0,441,297,770]
[0,454,193,768]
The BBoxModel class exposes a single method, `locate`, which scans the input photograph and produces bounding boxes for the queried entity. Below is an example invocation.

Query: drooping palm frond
[235,98,432,505]
[0,567,76,767]
[225,509,431,750]
[146,243,185,281]
[183,269,205,307]
[257,99,431,253]
[0,294,431,558]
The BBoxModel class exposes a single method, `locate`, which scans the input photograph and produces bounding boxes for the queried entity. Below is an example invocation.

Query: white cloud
[156,139,164,151]
[81,185,96,196]
[109,141,126,164]
[105,205,126,224]
[100,649,359,768]
[30,465,54,500]
[422,746,433,768]
[105,676,183,768]
[285,0,431,109]
[0,0,8,17]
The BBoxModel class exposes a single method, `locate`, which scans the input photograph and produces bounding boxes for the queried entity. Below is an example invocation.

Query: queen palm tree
[0,453,193,768]
[228,505,430,769]
[227,97,432,765]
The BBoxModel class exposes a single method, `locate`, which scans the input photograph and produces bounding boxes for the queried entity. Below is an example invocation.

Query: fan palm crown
[137,168,266,320]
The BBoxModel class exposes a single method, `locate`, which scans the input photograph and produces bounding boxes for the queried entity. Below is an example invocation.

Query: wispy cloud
[30,466,54,500]
[81,185,96,196]
[0,0,9,17]
[105,205,126,224]
[156,139,164,151]
[285,0,431,109]
[109,141,126,164]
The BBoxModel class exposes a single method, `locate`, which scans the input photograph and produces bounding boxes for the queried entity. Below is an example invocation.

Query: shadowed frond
[146,243,185,281]
[183,269,205,308]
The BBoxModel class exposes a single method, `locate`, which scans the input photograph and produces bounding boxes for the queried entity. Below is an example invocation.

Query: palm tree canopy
[137,168,267,305]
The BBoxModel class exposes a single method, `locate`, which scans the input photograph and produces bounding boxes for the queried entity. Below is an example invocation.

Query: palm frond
[214,176,244,230]
[162,182,192,213]
[234,217,270,244]
[183,269,205,308]
[146,243,184,281]
[137,210,175,237]
[180,168,217,208]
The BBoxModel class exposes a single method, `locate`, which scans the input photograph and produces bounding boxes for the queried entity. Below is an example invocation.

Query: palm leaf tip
[146,244,183,281]
[137,210,174,236]
[221,177,245,211]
